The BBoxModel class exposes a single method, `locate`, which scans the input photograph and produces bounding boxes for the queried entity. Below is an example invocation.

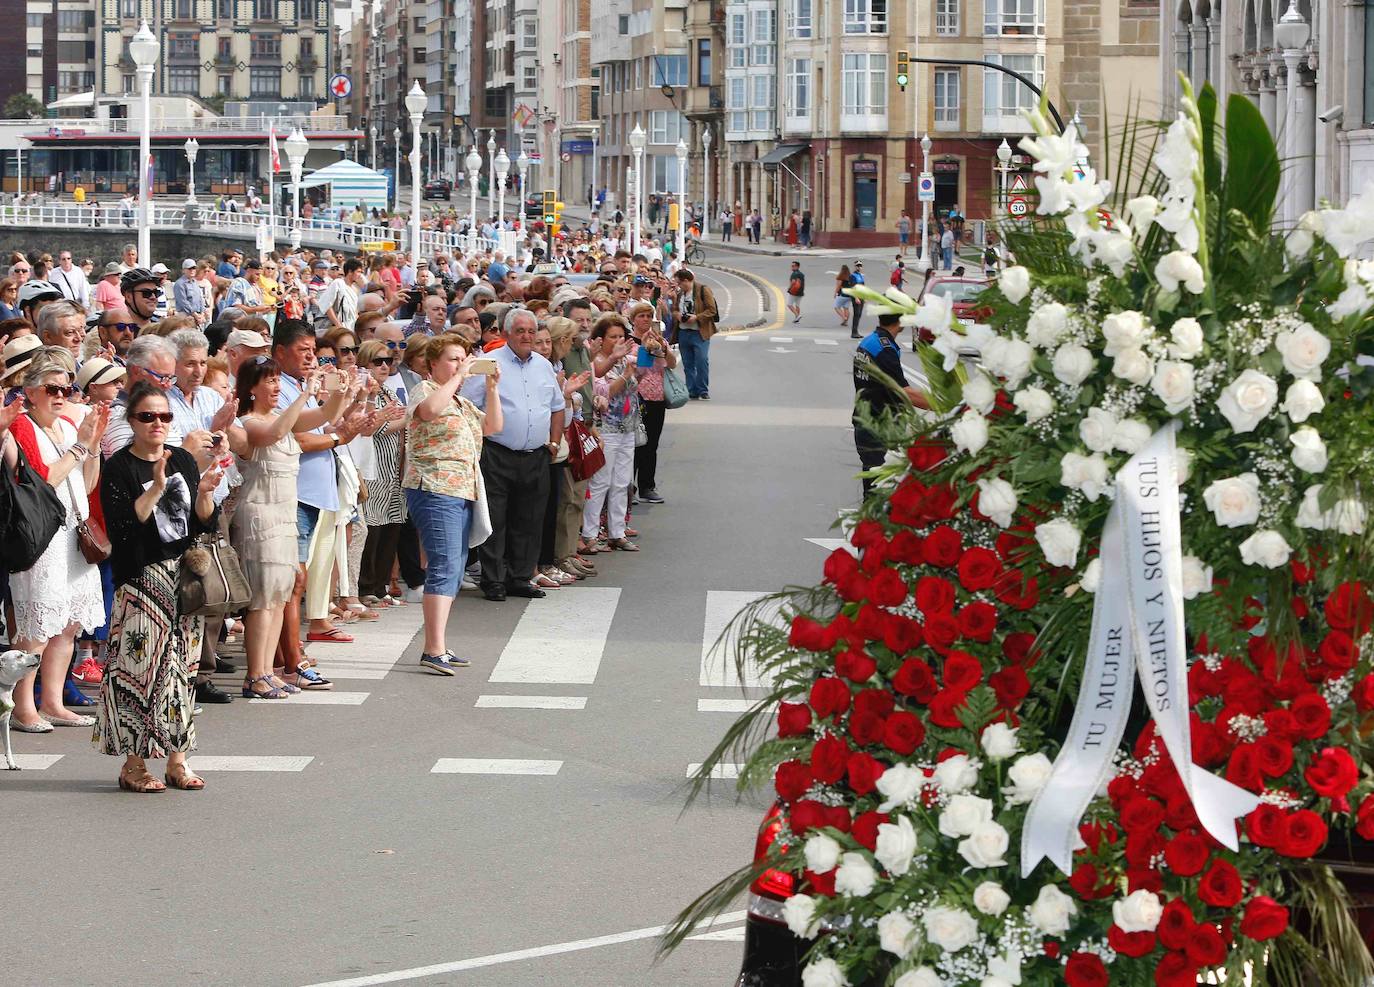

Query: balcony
[297,54,319,72]
[683,85,724,118]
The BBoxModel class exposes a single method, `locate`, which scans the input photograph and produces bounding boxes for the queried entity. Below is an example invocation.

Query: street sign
[1009,172,1029,193]
[329,74,352,99]
[898,172,912,183]
[561,152,571,162]
[917,172,935,203]
[1007,196,1029,219]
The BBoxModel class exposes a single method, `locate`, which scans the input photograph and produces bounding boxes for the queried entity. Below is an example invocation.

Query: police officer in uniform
[853,310,927,497]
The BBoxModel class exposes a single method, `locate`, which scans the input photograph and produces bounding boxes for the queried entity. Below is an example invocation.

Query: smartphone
[467,357,498,376]
[322,370,343,392]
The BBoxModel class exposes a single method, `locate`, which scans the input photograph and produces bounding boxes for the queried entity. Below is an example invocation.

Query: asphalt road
[4,248,879,987]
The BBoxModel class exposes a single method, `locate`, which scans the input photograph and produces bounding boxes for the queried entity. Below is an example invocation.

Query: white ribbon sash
[1021,423,1260,877]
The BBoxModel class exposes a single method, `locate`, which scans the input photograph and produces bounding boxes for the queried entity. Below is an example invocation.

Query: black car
[423,179,452,201]
[523,194,543,218]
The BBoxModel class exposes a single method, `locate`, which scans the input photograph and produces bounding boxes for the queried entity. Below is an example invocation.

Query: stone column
[1295,66,1317,217]
[1258,66,1277,135]
[1190,21,1209,87]
[1207,11,1222,87]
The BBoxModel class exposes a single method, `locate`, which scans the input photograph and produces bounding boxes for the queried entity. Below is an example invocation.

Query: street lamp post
[516,148,529,262]
[918,134,933,272]
[285,128,309,251]
[129,20,159,267]
[628,123,646,255]
[995,138,1012,223]
[369,125,377,170]
[393,127,401,211]
[184,137,200,206]
[465,145,482,251]
[675,138,688,256]
[406,82,427,259]
[701,125,712,239]
[494,147,511,254]
[486,129,497,220]
[1276,0,1310,226]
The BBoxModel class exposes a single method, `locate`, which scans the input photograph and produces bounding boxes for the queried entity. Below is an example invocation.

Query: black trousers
[851,299,866,336]
[540,462,564,567]
[359,522,403,599]
[857,443,886,498]
[396,518,425,589]
[479,442,551,589]
[634,399,666,492]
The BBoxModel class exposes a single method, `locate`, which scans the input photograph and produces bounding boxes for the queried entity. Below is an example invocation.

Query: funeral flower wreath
[667,81,1374,987]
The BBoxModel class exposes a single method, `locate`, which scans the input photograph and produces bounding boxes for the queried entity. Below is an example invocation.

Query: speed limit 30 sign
[1007,196,1029,219]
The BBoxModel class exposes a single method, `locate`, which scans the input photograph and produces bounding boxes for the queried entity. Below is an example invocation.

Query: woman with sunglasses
[2,356,110,731]
[95,381,222,792]
[356,339,411,607]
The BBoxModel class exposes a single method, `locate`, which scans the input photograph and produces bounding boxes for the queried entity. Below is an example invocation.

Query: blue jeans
[404,487,473,598]
[296,503,321,564]
[942,245,953,269]
[678,328,711,397]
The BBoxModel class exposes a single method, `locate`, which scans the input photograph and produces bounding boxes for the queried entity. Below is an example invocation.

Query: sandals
[306,628,355,643]
[242,675,289,699]
[293,666,334,691]
[119,768,167,793]
[607,538,640,552]
[164,767,206,790]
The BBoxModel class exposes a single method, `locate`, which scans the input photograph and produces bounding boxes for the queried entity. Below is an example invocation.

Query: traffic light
[542,189,557,225]
[896,50,910,92]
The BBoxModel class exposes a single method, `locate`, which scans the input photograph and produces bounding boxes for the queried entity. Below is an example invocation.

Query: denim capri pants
[404,487,474,598]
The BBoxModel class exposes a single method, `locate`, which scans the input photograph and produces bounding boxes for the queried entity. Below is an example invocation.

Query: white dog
[1,650,43,770]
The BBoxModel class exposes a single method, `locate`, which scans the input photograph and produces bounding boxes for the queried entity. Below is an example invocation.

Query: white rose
[1035,518,1081,568]
[874,815,919,877]
[1028,884,1079,936]
[1000,265,1031,304]
[1112,889,1163,933]
[932,754,979,794]
[981,978,1013,987]
[1167,317,1204,359]
[894,968,943,987]
[834,852,877,897]
[959,820,1011,869]
[1216,369,1278,434]
[878,912,921,959]
[1181,555,1213,600]
[1156,250,1206,294]
[1290,426,1329,473]
[802,956,850,987]
[1297,484,1327,529]
[1079,406,1118,453]
[1201,473,1261,528]
[1060,451,1111,502]
[1080,557,1103,593]
[1287,227,1314,259]
[1151,359,1196,414]
[1102,310,1151,357]
[977,476,1018,529]
[1239,529,1292,569]
[804,833,842,874]
[1274,322,1331,382]
[1026,302,1070,348]
[987,953,1023,985]
[950,409,989,456]
[876,763,924,811]
[1013,386,1054,423]
[1052,343,1095,386]
[985,337,1035,388]
[1112,347,1155,387]
[1113,417,1153,454]
[973,882,1012,916]
[939,794,995,838]
[962,372,997,415]
[922,906,980,953]
[1175,446,1194,483]
[1004,752,1054,805]
[783,894,820,939]
[1283,379,1326,423]
[981,722,1020,761]
[1330,499,1369,536]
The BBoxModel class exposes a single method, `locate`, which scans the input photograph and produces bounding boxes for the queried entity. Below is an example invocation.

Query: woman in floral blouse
[403,333,503,675]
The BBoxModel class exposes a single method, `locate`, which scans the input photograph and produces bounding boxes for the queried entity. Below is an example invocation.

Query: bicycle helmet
[120,267,158,293]
[17,280,63,307]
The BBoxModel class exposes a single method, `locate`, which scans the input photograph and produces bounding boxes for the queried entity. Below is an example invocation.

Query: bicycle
[684,240,706,265]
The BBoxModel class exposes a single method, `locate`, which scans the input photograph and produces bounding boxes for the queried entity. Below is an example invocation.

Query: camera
[1319,105,1343,124]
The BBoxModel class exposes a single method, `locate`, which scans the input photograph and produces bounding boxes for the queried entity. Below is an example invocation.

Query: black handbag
[1,445,66,573]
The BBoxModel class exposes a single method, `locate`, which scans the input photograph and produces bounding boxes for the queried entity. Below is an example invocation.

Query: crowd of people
[0,223,719,792]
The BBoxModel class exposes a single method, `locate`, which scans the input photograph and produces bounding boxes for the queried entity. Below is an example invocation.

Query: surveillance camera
[1319,105,1343,124]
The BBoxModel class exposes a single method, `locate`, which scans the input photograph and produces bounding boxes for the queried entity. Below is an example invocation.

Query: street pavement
[3,249,884,986]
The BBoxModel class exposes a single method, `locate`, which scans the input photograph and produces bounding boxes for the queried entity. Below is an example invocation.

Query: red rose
[1002,631,1038,665]
[943,650,984,691]
[1069,863,1113,900]
[1198,859,1243,908]
[1246,803,1286,848]
[1064,952,1109,987]
[822,548,860,587]
[883,615,925,654]
[776,702,811,738]
[803,867,835,896]
[774,760,812,803]
[1120,797,1166,834]
[1043,941,1060,960]
[1256,735,1294,778]
[1357,795,1374,840]
[1239,896,1290,941]
[923,526,963,567]
[906,439,947,472]
[1225,742,1263,792]
[1263,708,1298,741]
[1355,675,1374,713]
[924,613,960,653]
[1326,581,1374,634]
[990,665,1030,708]
[851,810,888,850]
[1128,868,1165,894]
[1185,923,1227,967]
[788,615,828,652]
[1290,692,1332,740]
[883,710,926,755]
[957,547,1002,591]
[915,575,957,615]
[835,648,878,684]
[892,659,938,702]
[850,519,886,550]
[928,688,968,729]
[1157,899,1196,951]
[834,571,870,603]
[849,711,886,747]
[1278,809,1328,857]
[846,751,884,795]
[854,688,895,719]
[789,799,828,833]
[1108,925,1157,958]
[956,602,998,642]
[995,569,1040,610]
[1320,630,1358,675]
[1306,746,1359,798]
[867,567,908,607]
[809,677,852,719]
[1155,951,1197,987]
[920,483,958,521]
[1163,831,1209,876]
[852,604,889,642]
[810,735,850,785]
[888,530,925,564]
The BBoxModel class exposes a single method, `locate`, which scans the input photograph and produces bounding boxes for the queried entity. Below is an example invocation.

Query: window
[650,154,682,194]
[122,74,135,94]
[653,54,688,88]
[414,48,426,63]
[298,72,315,99]
[58,10,92,30]
[484,88,506,117]
[984,0,1043,35]
[521,18,537,49]
[634,58,642,89]
[121,0,138,17]
[254,0,273,19]
[788,0,813,38]
[169,67,200,94]
[250,65,281,96]
[217,74,232,94]
[984,53,1044,116]
[26,13,43,27]
[250,34,281,59]
[617,14,629,34]
[58,41,94,62]
[175,0,193,18]
[936,0,960,34]
[26,44,42,58]
[299,36,314,59]
[169,33,198,59]
[727,76,747,133]
[934,68,960,128]
[751,74,774,130]
[787,58,810,116]
[843,0,888,34]
[696,39,711,86]
[522,63,538,90]
[751,9,776,65]
[217,36,233,59]
[219,0,234,17]
[649,109,685,144]
[842,52,886,116]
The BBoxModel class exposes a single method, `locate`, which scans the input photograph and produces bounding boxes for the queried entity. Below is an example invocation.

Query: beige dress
[230,427,301,611]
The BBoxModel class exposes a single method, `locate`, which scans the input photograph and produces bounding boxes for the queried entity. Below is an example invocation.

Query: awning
[46,90,95,110]
[760,142,809,169]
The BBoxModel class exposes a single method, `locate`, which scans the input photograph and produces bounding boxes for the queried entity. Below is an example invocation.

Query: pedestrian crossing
[487,587,620,684]
[722,333,849,349]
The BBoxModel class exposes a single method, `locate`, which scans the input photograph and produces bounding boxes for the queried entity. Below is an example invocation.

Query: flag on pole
[269,125,281,174]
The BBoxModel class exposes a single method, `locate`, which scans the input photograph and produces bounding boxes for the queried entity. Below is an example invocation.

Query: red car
[920,275,993,328]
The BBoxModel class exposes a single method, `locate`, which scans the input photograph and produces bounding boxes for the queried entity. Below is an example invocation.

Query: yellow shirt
[73,186,86,204]
[259,276,280,307]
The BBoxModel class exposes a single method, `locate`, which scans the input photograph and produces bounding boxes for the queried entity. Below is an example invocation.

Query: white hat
[182,258,198,269]
[76,357,126,391]
[225,328,270,349]
[150,262,171,275]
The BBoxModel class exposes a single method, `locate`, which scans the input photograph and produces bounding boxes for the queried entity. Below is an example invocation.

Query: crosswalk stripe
[697,698,761,713]
[475,695,588,710]
[431,758,563,775]
[700,590,775,688]
[814,338,839,346]
[190,755,314,771]
[724,334,750,341]
[771,336,794,343]
[5,754,64,770]
[688,926,748,943]
[687,762,743,779]
[487,587,620,685]
[249,691,370,705]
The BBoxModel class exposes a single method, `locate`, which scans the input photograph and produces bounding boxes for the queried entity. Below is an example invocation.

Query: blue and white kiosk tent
[285,159,389,213]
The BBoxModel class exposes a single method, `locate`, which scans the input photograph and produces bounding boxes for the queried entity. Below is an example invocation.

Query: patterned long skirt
[93,559,204,758]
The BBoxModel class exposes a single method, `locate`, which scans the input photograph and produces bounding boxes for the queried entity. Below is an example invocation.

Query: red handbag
[566,418,605,481]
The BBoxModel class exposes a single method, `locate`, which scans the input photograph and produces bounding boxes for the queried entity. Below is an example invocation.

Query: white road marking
[297,910,749,987]
[765,346,795,353]
[697,698,762,713]
[430,758,563,775]
[308,613,420,680]
[688,926,748,943]
[805,537,853,553]
[814,338,839,346]
[723,333,750,341]
[249,691,370,705]
[5,754,64,770]
[696,268,735,318]
[687,762,743,779]
[699,590,775,689]
[474,695,588,710]
[771,336,794,342]
[190,756,315,772]
[487,587,620,684]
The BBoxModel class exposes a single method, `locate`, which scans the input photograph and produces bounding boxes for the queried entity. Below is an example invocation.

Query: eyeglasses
[41,384,75,398]
[132,411,174,424]
[102,322,138,334]
[338,346,359,355]
[384,340,407,350]
[141,366,175,384]
[370,357,396,367]
[132,288,159,299]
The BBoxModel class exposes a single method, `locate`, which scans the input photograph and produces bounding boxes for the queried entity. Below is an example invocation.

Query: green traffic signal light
[896,50,910,92]
[897,72,909,88]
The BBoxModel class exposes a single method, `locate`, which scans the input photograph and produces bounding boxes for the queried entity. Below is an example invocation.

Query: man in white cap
[174,258,208,326]
[223,327,270,391]
[150,262,172,320]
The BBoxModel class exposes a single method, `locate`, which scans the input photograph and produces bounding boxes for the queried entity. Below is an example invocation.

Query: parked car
[919,275,992,327]
[423,179,452,201]
[524,194,544,218]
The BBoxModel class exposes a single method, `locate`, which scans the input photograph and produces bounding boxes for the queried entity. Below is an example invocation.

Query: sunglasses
[384,340,407,350]
[41,383,75,398]
[370,356,396,367]
[132,411,174,424]
[103,322,138,333]
[132,288,159,299]
[13,267,30,274]
[338,346,359,355]
[318,356,337,366]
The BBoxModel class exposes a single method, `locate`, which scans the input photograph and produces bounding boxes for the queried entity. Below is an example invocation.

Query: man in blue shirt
[853,311,926,497]
[461,308,566,601]
[850,260,867,338]
[173,258,207,325]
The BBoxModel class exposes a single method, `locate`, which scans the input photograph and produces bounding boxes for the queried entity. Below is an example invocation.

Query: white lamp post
[486,128,497,220]
[406,81,427,257]
[369,124,377,170]
[184,137,200,206]
[516,148,529,261]
[918,133,933,272]
[129,20,159,267]
[494,147,511,251]
[465,145,482,250]
[701,124,712,239]
[995,138,1012,222]
[675,138,688,255]
[1276,0,1310,226]
[628,123,646,255]
[393,127,401,210]
[284,128,308,250]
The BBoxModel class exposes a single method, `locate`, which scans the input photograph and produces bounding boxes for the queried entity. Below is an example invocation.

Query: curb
[699,261,787,333]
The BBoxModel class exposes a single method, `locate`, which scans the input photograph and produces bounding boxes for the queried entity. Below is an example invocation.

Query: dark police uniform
[852,325,908,495]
